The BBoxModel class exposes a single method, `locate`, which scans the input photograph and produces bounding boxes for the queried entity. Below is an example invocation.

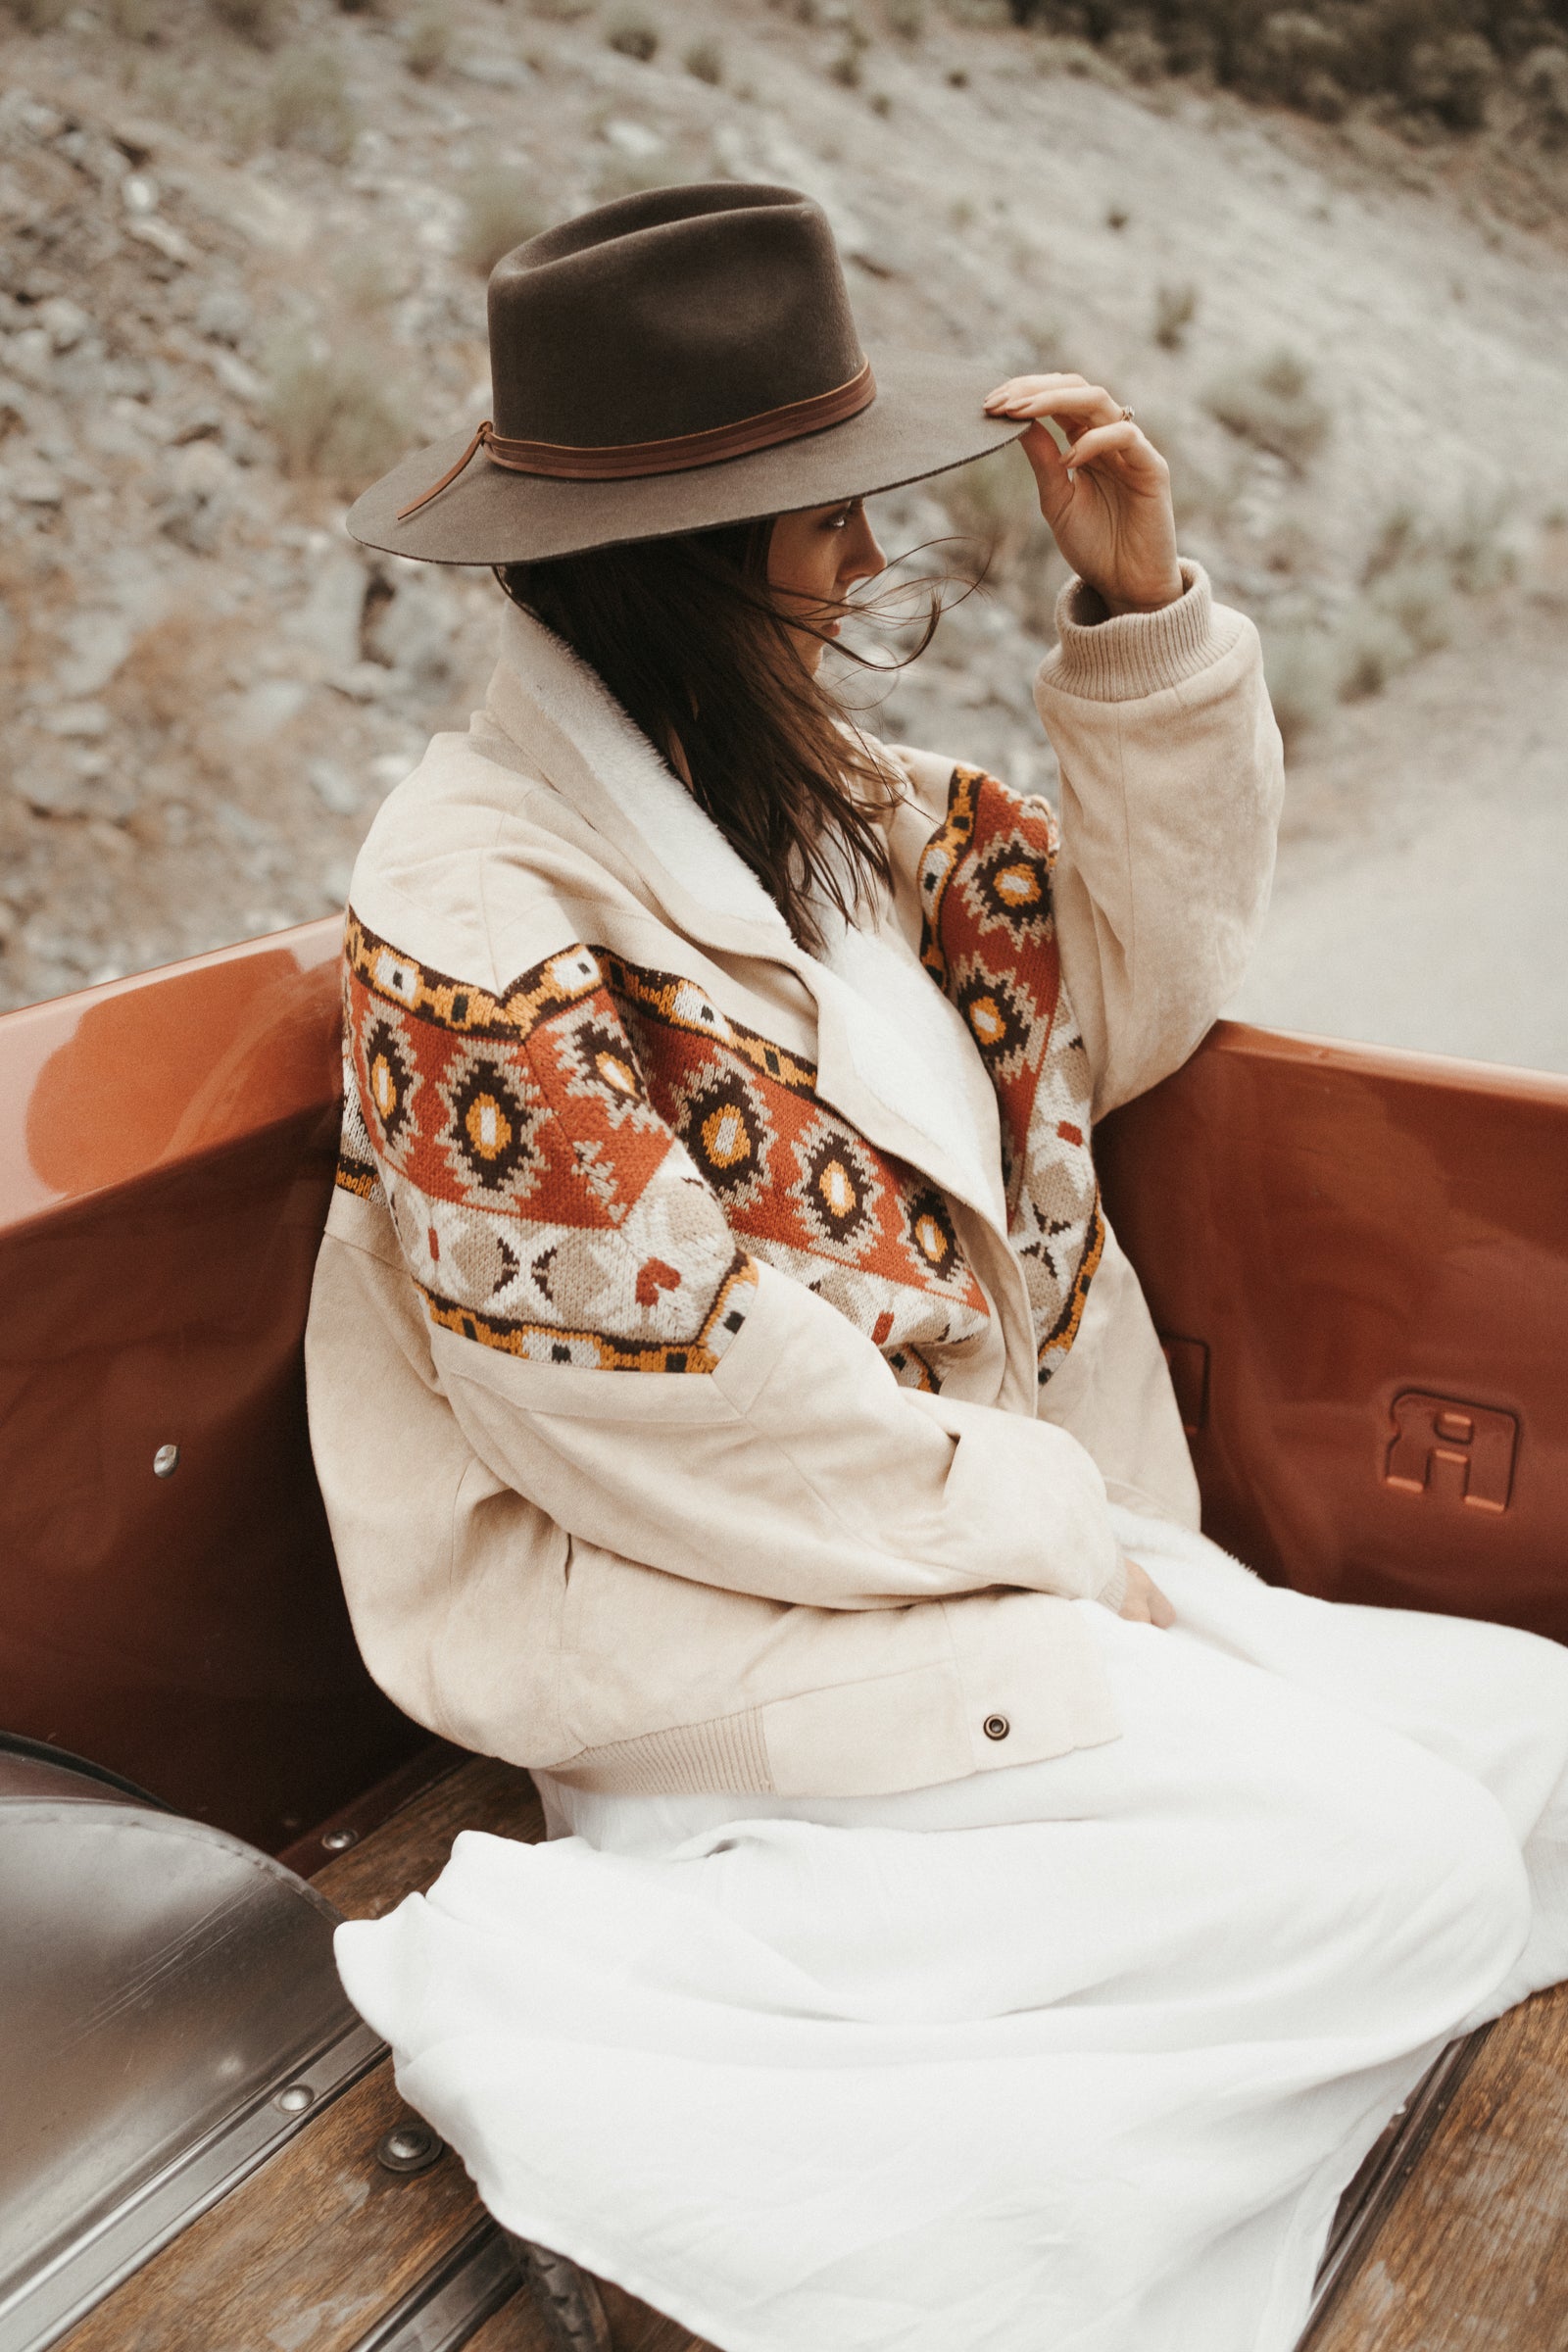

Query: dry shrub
[265,335,409,491]
[207,0,286,44]
[3,0,71,25]
[333,242,407,318]
[606,7,659,60]
[405,0,452,74]
[1103,23,1166,82]
[595,149,678,202]
[1262,624,1338,751]
[935,446,1036,570]
[1519,46,1568,148]
[1152,280,1198,351]
[459,166,552,275]
[1204,348,1330,473]
[683,35,723,82]
[885,0,924,34]
[265,46,359,161]
[107,0,163,39]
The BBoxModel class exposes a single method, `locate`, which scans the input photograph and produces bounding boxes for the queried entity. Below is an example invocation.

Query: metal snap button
[983,1713,1010,1741]
[376,2123,446,2175]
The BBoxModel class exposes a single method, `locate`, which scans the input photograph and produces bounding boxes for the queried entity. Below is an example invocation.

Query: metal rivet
[320,1827,359,1853]
[275,2084,314,2114]
[153,1444,180,1479]
[376,2124,445,2175]
[983,1713,1010,1741]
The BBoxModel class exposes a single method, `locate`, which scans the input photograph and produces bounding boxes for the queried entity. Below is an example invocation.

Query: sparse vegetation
[263,45,359,161]
[605,8,659,61]
[107,0,162,37]
[683,35,723,83]
[404,1,452,76]
[1259,494,1520,745]
[1152,280,1198,351]
[830,40,863,84]
[1261,624,1339,751]
[1004,1,1568,149]
[1204,348,1330,472]
[264,334,409,490]
[206,0,284,46]
[458,165,551,274]
[595,148,678,200]
[886,0,925,36]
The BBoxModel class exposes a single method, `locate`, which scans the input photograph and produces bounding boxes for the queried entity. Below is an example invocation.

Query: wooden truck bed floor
[58,1756,717,2352]
[55,1753,1568,2352]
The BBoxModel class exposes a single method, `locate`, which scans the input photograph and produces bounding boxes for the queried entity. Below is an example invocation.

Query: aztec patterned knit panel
[917,766,1103,1387]
[337,920,989,1389]
[337,765,1100,1393]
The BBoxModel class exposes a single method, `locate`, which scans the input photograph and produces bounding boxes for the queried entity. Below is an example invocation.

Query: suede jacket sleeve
[1035,561,1285,1117]
[342,912,1120,1617]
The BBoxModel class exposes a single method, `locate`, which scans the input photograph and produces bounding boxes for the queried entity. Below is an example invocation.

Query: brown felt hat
[345,180,1026,565]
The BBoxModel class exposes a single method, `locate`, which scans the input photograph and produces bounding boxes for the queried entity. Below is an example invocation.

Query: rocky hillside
[2,0,1566,1063]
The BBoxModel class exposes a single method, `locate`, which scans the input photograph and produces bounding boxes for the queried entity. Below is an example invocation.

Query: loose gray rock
[195,285,253,347]
[309,757,362,816]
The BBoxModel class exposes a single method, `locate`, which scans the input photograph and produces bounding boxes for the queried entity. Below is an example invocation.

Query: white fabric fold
[337,1519,1568,2352]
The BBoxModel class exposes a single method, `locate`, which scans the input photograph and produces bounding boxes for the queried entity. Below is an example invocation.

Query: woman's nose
[841,513,886,589]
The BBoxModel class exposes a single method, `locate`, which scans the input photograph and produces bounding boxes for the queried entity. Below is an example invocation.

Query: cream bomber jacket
[305,563,1284,1798]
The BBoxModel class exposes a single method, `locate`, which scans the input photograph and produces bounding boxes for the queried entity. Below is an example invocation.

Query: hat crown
[486,183,867,452]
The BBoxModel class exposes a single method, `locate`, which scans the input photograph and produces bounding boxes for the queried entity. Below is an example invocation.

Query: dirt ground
[1,0,1565,1072]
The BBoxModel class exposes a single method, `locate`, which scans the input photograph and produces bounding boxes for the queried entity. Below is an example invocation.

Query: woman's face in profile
[767,498,887,671]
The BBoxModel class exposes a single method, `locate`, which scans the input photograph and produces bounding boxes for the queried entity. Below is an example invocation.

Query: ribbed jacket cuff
[1045,560,1217,703]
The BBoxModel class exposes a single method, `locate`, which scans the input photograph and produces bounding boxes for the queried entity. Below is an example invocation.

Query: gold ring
[1119,405,1136,422]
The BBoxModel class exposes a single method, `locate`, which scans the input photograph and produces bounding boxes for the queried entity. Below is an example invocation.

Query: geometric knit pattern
[917,766,1103,1388]
[338,912,990,1387]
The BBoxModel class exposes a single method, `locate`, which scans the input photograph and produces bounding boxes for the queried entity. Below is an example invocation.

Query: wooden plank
[315,1754,546,1922]
[58,2063,483,2352]
[1306,1980,1568,2349]
[65,1758,720,2352]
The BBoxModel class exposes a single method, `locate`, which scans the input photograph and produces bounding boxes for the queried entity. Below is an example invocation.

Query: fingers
[984,375,1125,435]
[1054,418,1168,480]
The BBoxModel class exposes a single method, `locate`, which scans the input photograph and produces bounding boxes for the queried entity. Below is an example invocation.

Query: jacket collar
[482,604,1007,1232]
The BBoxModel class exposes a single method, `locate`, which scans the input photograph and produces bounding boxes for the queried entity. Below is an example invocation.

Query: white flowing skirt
[336,1515,1568,2352]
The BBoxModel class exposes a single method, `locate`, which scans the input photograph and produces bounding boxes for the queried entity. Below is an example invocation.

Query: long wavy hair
[495,516,945,956]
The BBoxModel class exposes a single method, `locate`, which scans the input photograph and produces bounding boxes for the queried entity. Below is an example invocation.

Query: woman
[309,184,1568,2352]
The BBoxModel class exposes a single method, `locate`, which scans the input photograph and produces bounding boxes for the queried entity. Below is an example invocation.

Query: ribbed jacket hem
[1044,561,1218,704]
[551,1708,774,1796]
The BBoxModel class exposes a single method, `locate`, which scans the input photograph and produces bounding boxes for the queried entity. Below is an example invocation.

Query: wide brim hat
[346,181,1027,566]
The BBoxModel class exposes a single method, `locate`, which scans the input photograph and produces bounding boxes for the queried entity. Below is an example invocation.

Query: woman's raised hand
[983,373,1184,618]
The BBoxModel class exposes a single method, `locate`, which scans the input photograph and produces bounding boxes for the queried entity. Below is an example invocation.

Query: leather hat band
[397,359,876,520]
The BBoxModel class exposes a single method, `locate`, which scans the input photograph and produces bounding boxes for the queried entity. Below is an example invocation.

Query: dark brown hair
[495,516,941,955]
